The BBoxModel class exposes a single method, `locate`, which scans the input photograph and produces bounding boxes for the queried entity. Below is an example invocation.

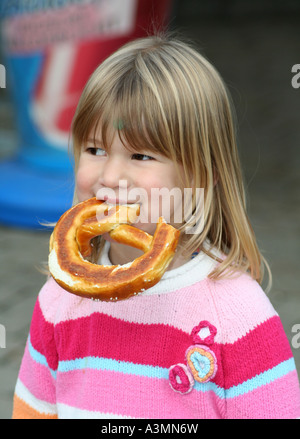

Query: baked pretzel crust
[49,198,180,301]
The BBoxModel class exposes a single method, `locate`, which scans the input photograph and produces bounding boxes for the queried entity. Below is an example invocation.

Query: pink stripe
[40,278,221,336]
[29,299,58,370]
[226,370,300,419]
[56,368,224,419]
[205,276,278,343]
[18,345,56,404]
[40,275,278,344]
[55,312,192,368]
[222,315,293,388]
[31,292,293,390]
[54,312,291,388]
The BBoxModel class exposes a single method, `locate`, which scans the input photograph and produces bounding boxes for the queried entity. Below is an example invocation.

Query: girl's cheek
[76,166,94,200]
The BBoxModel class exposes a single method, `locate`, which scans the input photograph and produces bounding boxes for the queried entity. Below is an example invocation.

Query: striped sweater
[12,246,300,419]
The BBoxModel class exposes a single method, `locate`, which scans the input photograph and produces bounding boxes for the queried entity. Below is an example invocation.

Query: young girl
[13,34,300,419]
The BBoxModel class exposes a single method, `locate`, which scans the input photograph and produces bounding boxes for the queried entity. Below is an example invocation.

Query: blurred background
[0,0,299,419]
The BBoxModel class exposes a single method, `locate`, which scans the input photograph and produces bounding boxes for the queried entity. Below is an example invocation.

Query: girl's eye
[87,147,106,156]
[131,153,154,161]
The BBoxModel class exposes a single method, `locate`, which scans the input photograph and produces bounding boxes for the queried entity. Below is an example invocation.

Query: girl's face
[76,130,186,238]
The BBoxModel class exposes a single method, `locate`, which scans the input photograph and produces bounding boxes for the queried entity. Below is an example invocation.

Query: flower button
[186,345,217,384]
[168,320,218,394]
[191,320,217,346]
[168,363,194,394]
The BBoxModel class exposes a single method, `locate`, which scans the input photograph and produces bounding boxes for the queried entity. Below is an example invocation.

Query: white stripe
[57,402,136,419]
[15,378,57,416]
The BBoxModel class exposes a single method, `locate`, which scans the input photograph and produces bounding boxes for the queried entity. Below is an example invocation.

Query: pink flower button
[191,320,217,346]
[168,363,194,394]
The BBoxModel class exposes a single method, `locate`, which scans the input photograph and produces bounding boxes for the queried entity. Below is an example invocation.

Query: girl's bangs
[84,72,177,162]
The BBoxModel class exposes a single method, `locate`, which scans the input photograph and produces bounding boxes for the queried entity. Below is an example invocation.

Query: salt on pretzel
[48,198,180,301]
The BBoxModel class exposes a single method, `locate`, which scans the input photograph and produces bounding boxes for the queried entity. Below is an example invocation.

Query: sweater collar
[99,240,220,295]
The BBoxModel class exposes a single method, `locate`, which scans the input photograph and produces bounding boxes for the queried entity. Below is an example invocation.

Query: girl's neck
[107,237,190,272]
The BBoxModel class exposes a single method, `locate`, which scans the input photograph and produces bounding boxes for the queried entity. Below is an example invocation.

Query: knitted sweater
[12,245,300,419]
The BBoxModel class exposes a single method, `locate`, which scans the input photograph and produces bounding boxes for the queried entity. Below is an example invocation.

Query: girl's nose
[98,156,128,189]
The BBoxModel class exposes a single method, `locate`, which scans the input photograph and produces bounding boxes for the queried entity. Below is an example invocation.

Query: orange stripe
[12,395,57,419]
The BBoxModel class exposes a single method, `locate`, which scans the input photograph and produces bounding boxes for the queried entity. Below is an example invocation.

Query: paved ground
[0,7,300,419]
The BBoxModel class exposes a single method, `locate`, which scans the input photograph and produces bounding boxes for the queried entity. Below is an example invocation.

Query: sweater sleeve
[12,285,58,419]
[208,275,300,419]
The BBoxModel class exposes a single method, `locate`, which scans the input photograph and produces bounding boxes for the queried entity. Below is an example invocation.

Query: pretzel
[48,198,180,301]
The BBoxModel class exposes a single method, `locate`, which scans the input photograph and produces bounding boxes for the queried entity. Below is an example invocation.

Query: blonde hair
[71,34,271,290]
